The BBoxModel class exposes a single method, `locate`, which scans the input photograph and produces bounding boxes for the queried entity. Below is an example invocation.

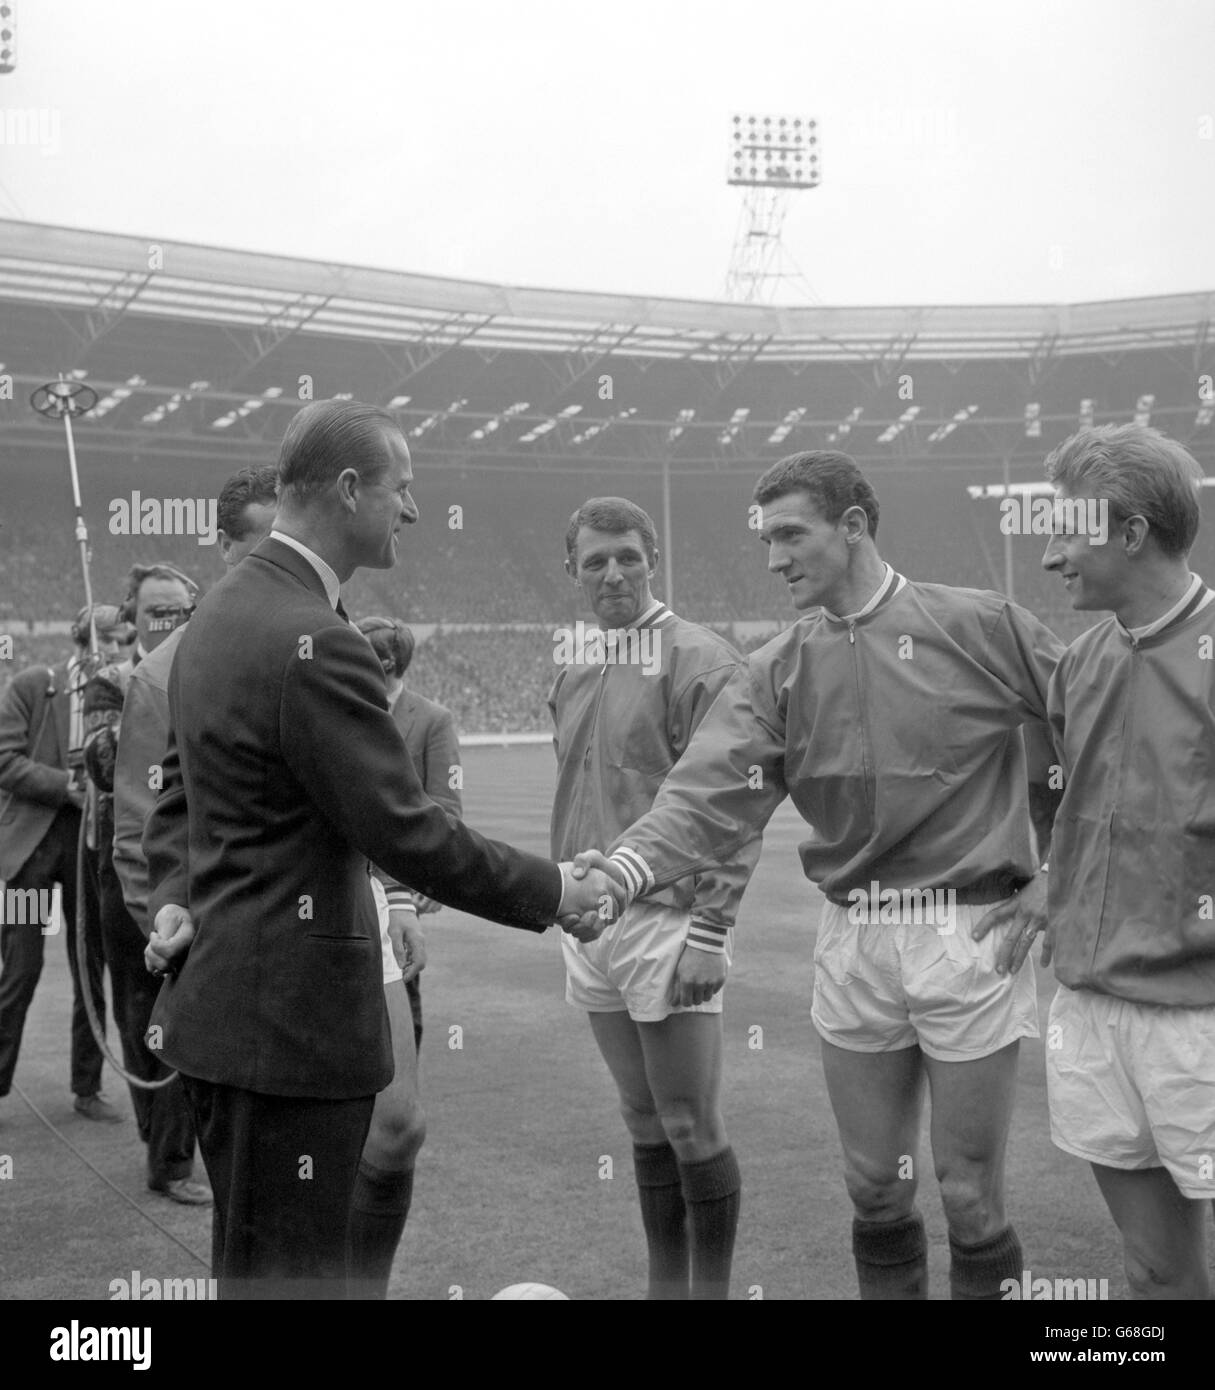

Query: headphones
[118,563,200,625]
[355,616,415,677]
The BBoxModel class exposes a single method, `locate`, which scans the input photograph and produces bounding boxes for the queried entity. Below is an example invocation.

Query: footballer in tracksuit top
[551,497,758,1301]
[574,453,1065,1300]
[1039,423,1215,1300]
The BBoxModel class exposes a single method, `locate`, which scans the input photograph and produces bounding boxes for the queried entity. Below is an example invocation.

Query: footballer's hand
[145,904,194,977]
[386,906,411,970]
[389,909,427,984]
[668,943,727,1008]
[570,848,628,888]
[557,862,625,942]
[971,870,1048,976]
[1039,914,1057,970]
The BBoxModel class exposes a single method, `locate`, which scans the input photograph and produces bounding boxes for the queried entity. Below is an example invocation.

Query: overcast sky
[1,0,1211,305]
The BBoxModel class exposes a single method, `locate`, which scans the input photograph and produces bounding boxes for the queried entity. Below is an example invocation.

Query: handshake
[555,851,631,942]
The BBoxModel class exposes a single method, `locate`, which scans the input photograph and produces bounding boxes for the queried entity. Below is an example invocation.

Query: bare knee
[369,1101,426,1168]
[845,1164,917,1222]
[619,1093,666,1145]
[937,1168,1002,1242]
[656,1098,725,1158]
[1123,1244,1208,1300]
[656,1098,698,1150]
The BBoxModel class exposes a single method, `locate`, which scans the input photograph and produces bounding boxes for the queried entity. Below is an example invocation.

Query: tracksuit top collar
[821,563,905,625]
[1117,572,1212,644]
[601,597,672,633]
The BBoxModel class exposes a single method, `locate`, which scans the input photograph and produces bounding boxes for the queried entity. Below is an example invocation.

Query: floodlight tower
[0,3,15,73]
[725,113,820,303]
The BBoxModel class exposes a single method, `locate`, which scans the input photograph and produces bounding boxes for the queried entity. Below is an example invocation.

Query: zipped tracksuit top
[608,576,1064,946]
[1047,582,1215,1006]
[548,601,757,952]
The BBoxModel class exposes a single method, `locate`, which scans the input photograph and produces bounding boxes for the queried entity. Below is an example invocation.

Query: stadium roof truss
[1,220,1212,473]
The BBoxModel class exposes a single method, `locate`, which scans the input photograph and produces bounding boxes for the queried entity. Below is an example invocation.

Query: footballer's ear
[841,504,870,544]
[1120,513,1150,557]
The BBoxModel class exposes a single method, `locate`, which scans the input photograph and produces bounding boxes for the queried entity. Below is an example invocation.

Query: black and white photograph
[0,0,1212,1349]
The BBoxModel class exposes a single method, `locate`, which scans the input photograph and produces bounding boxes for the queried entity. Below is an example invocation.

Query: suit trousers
[91,830,196,1185]
[0,805,104,1098]
[181,1073,375,1299]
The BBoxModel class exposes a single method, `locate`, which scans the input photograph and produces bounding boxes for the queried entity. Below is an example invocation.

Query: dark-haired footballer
[550,497,754,1300]
[578,452,1065,1300]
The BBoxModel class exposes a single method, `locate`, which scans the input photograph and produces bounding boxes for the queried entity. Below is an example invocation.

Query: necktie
[335,597,349,623]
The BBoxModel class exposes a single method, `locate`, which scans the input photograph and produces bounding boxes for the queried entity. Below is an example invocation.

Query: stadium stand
[2,221,1212,723]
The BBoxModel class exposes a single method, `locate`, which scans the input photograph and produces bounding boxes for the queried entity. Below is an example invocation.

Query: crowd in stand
[6,470,1211,726]
[403,628,556,735]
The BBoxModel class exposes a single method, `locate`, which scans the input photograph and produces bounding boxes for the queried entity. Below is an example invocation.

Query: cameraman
[80,564,202,1192]
[0,606,130,1118]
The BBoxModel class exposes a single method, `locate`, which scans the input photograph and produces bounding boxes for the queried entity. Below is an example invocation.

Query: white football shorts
[563,900,731,1023]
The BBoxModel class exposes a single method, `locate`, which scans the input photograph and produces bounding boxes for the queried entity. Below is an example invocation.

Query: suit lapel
[395,692,418,744]
[250,535,333,608]
[49,661,70,762]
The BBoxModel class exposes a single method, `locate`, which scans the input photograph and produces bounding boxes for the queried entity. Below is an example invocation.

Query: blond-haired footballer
[1035,424,1215,1298]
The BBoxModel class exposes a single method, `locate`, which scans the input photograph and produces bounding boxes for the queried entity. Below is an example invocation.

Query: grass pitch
[2,745,1204,1299]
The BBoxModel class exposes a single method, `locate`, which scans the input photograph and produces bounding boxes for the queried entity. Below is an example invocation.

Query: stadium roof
[1,220,1212,473]
[4,219,1213,360]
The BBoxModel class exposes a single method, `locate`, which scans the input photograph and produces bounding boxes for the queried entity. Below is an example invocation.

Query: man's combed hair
[122,562,199,609]
[1044,424,1205,558]
[278,400,400,503]
[217,464,279,538]
[565,497,659,565]
[71,603,129,651]
[356,616,416,678]
[753,451,880,538]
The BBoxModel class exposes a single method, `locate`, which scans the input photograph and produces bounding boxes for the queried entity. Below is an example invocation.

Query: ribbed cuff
[686,920,729,955]
[609,846,654,906]
[386,891,419,914]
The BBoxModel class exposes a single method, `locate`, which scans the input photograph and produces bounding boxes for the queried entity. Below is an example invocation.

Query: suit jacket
[144,537,561,1099]
[0,661,75,881]
[391,689,462,820]
[112,626,184,934]
[373,688,464,904]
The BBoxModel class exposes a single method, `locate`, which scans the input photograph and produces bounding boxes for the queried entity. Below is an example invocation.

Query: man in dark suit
[110,471,278,1207]
[141,399,621,1299]
[0,607,129,1118]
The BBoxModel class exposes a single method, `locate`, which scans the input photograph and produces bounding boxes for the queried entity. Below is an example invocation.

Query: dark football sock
[347,1158,415,1300]
[633,1141,689,1300]
[679,1146,741,1301]
[852,1212,928,1300]
[949,1223,1023,1300]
